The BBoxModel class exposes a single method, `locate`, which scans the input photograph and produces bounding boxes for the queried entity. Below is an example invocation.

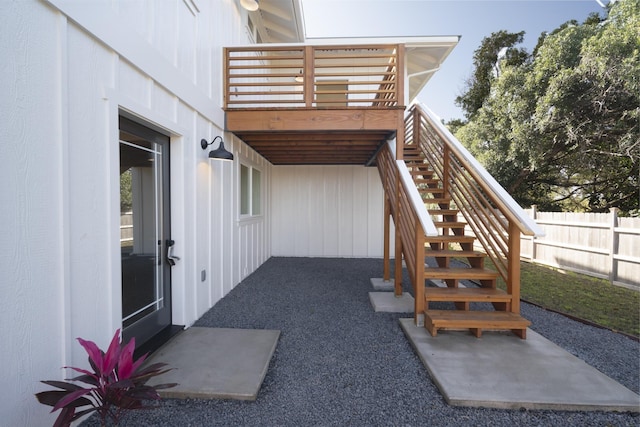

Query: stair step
[425,235,475,244]
[425,287,511,303]
[409,169,433,179]
[425,310,530,338]
[419,189,446,196]
[423,197,451,204]
[425,249,486,258]
[433,221,466,229]
[428,209,459,216]
[423,267,498,280]
[414,178,440,185]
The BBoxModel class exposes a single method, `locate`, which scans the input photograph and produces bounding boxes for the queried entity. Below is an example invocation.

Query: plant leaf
[153,382,178,390]
[52,388,93,412]
[77,337,104,375]
[108,378,135,389]
[103,329,122,375]
[39,380,84,392]
[67,372,100,387]
[131,369,172,387]
[36,390,93,409]
[53,407,76,427]
[124,385,161,401]
[116,337,136,380]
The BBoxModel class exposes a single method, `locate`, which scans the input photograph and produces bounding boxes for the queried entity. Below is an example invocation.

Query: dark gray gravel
[85,257,639,426]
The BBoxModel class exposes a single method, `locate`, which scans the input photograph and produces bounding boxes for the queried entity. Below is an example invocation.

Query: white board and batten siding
[0,1,269,425]
[271,165,392,258]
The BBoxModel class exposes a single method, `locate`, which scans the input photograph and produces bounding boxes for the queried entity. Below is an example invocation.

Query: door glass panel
[120,138,164,329]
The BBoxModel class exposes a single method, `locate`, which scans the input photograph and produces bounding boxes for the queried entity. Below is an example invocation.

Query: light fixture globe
[240,0,259,11]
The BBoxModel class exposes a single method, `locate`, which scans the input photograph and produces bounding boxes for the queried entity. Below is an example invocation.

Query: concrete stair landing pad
[400,319,640,412]
[369,291,414,312]
[145,327,280,401]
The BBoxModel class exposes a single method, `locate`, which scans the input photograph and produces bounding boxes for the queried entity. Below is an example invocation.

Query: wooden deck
[224,44,406,165]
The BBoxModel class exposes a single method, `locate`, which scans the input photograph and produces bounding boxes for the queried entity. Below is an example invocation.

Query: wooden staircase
[404,146,530,339]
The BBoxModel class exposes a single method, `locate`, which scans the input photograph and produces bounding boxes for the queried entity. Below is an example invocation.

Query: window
[240,164,261,216]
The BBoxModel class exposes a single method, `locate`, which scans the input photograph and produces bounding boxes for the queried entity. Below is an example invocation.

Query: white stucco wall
[0,0,270,425]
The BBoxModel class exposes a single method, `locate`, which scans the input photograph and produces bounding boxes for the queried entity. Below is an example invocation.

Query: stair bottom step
[425,310,530,339]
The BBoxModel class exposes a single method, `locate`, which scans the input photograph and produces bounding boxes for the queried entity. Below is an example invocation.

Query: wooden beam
[226,109,401,132]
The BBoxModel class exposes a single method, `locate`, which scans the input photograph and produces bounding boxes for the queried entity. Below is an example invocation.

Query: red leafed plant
[35,329,176,427]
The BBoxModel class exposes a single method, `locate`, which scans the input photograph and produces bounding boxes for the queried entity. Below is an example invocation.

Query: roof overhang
[303,36,460,102]
[248,2,459,102]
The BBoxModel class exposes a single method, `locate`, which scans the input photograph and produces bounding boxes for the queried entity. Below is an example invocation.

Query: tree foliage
[455,30,528,120]
[452,0,639,213]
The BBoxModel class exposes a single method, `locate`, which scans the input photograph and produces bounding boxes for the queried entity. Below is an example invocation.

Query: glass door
[119,117,172,349]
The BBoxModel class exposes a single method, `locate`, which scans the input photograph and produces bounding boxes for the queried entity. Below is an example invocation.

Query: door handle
[165,239,180,266]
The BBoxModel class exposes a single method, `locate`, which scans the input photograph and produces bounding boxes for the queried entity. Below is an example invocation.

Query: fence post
[609,207,619,283]
[531,205,537,263]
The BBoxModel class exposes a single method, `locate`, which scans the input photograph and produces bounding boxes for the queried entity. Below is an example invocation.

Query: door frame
[119,116,173,349]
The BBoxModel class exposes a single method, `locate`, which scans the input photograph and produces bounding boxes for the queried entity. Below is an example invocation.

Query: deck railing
[376,139,437,309]
[407,103,544,313]
[224,44,403,109]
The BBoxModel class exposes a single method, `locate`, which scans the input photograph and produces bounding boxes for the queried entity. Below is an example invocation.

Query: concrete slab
[370,277,395,291]
[369,291,414,313]
[145,327,280,401]
[400,319,640,412]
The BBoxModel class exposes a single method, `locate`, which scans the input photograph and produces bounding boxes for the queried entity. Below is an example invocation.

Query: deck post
[507,220,521,314]
[303,46,314,107]
[414,222,425,325]
[394,217,403,298]
[394,159,403,297]
[396,110,405,160]
[383,195,391,282]
[396,44,405,107]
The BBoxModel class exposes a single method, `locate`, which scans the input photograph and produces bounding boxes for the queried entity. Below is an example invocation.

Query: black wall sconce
[201,136,234,161]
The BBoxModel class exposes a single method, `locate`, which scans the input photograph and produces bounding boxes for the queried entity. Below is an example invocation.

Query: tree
[454,0,639,213]
[455,30,528,120]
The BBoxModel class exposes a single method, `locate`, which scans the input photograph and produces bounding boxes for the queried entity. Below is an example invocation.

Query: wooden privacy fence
[519,207,639,289]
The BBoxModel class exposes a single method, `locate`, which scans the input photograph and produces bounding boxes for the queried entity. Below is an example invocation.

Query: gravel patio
[84,257,639,426]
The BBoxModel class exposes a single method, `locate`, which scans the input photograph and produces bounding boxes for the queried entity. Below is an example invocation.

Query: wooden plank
[425,249,485,258]
[423,267,498,280]
[424,236,475,244]
[425,310,530,338]
[424,287,511,302]
[428,209,459,216]
[433,221,466,228]
[226,109,400,132]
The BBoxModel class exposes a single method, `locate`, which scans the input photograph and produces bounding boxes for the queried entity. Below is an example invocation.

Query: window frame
[239,161,263,220]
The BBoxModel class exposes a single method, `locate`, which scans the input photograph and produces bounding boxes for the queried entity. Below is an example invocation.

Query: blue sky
[301,0,608,121]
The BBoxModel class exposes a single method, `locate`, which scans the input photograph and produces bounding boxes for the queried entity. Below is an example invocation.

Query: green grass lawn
[464,259,640,337]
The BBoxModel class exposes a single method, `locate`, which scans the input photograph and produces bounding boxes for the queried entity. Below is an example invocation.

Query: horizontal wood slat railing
[407,102,544,314]
[376,140,437,321]
[224,44,401,109]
